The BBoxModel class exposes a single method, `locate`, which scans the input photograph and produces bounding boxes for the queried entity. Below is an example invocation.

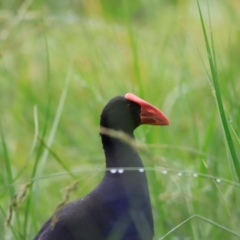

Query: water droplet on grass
[110,169,117,174]
[139,168,144,173]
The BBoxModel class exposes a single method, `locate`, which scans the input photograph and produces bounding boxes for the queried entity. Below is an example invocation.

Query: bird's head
[100,93,169,135]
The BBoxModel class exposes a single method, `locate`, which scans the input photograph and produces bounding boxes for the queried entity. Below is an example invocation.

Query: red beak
[125,93,169,126]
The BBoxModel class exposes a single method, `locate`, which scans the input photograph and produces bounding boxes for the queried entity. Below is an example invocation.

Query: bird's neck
[101,133,144,169]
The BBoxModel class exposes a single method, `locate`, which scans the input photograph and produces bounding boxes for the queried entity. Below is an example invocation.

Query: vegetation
[0,0,239,239]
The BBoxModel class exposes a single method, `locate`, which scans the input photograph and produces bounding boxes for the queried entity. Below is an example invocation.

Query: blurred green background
[0,0,240,239]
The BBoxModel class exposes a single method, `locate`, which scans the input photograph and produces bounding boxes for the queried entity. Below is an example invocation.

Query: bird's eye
[127,103,132,109]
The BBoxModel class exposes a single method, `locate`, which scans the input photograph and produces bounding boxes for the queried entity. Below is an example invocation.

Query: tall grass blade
[37,67,72,177]
[197,0,240,181]
[0,123,14,199]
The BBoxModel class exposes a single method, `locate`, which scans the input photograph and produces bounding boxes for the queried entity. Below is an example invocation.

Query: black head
[100,93,169,136]
[100,95,141,134]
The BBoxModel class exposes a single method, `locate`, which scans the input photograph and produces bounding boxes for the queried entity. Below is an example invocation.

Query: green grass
[0,0,240,239]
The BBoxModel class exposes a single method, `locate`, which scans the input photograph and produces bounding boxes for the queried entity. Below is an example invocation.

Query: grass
[197,0,240,182]
[0,0,240,239]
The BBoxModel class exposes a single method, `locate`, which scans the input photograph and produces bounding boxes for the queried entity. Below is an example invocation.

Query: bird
[33,93,169,240]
